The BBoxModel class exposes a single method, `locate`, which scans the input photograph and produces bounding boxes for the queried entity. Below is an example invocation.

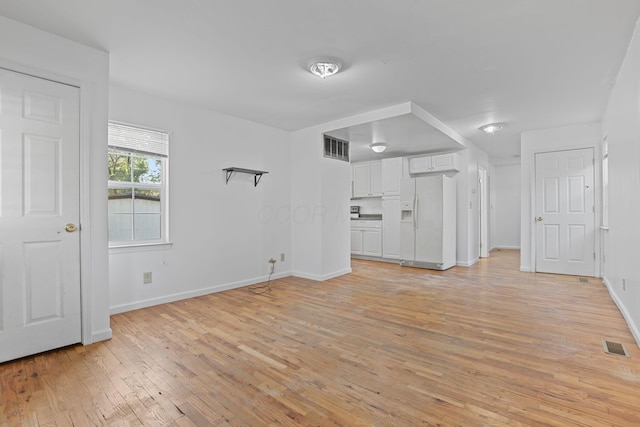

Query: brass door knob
[65,223,77,232]
[535,217,543,222]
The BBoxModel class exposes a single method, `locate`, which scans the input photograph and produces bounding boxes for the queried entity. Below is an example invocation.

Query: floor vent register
[602,340,630,357]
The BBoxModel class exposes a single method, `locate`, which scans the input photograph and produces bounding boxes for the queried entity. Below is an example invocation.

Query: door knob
[535,217,543,222]
[65,223,77,232]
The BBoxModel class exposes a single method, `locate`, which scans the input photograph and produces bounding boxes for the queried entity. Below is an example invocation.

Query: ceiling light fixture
[308,57,343,79]
[480,123,505,134]
[370,142,387,153]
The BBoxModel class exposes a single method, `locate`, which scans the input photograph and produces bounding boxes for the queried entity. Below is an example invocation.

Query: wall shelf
[223,167,268,186]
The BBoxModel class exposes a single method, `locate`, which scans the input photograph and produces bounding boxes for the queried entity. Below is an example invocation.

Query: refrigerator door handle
[413,194,418,230]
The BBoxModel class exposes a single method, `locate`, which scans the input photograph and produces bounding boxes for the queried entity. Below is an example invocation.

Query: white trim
[91,329,113,343]
[528,145,601,276]
[109,241,174,252]
[456,258,479,267]
[110,271,292,314]
[0,61,98,345]
[292,268,352,281]
[494,245,521,250]
[520,266,532,272]
[602,276,640,348]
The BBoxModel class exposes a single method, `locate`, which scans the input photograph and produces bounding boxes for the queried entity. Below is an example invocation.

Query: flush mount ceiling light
[308,56,343,79]
[480,123,505,134]
[370,142,387,153]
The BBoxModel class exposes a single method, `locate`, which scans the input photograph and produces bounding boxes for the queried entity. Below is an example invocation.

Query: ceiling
[1,0,639,165]
[326,111,465,163]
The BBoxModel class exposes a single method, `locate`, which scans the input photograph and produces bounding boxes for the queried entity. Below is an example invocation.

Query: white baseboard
[456,258,479,267]
[109,271,292,315]
[90,328,113,343]
[520,266,531,272]
[603,276,640,348]
[494,245,521,250]
[292,268,352,281]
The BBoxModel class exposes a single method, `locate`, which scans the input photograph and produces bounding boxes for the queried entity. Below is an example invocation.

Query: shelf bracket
[223,167,269,187]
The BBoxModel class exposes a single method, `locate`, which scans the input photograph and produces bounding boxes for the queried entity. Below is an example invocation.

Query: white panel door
[535,149,595,276]
[0,68,81,362]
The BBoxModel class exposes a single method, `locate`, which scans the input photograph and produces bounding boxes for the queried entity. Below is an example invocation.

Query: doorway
[479,167,489,258]
[0,68,82,362]
[534,148,595,276]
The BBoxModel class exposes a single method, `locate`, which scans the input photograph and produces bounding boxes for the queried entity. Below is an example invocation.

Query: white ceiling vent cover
[323,135,349,162]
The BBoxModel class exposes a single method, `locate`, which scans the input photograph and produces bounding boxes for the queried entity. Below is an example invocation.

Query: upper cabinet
[381,157,402,196]
[409,152,459,174]
[352,161,382,198]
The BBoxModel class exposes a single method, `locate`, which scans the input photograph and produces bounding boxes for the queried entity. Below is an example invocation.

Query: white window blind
[108,122,169,157]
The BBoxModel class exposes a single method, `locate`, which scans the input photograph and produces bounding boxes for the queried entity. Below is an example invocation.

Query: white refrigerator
[399,175,456,270]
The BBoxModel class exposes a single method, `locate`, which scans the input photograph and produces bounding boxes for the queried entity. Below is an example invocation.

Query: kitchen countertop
[352,214,382,220]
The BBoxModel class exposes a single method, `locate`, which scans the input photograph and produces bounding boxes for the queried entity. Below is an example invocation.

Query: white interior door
[535,148,595,276]
[0,68,81,362]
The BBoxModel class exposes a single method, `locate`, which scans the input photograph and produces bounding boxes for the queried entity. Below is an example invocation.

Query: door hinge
[594,252,596,260]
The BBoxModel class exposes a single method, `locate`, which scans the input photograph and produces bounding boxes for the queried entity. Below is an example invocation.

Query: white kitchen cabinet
[381,157,402,196]
[351,220,382,256]
[350,228,364,254]
[370,162,382,195]
[382,196,400,259]
[352,161,382,197]
[431,153,459,172]
[363,228,382,256]
[408,156,432,174]
[409,152,459,174]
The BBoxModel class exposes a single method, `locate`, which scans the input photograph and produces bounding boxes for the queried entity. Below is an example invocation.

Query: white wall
[290,127,351,280]
[520,122,602,273]
[489,163,497,250]
[601,18,640,345]
[0,16,111,343]
[291,103,430,280]
[494,164,521,249]
[351,197,382,215]
[108,85,291,313]
[456,142,490,266]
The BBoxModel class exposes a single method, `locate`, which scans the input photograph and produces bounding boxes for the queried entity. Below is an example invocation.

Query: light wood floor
[2,250,640,426]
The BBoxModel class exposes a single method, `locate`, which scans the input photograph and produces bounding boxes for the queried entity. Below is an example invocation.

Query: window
[108,122,169,246]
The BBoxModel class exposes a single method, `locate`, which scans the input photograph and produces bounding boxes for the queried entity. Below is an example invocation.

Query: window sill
[109,242,173,253]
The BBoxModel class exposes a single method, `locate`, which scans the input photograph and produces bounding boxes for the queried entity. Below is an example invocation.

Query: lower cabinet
[351,220,382,256]
[382,196,400,259]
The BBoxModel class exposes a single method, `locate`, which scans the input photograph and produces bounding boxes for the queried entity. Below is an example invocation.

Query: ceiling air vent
[323,135,349,162]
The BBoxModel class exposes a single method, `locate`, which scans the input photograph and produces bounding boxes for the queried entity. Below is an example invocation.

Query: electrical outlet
[280,253,285,262]
[143,272,152,284]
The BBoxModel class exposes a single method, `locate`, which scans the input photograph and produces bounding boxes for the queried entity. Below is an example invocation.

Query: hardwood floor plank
[2,250,640,425]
